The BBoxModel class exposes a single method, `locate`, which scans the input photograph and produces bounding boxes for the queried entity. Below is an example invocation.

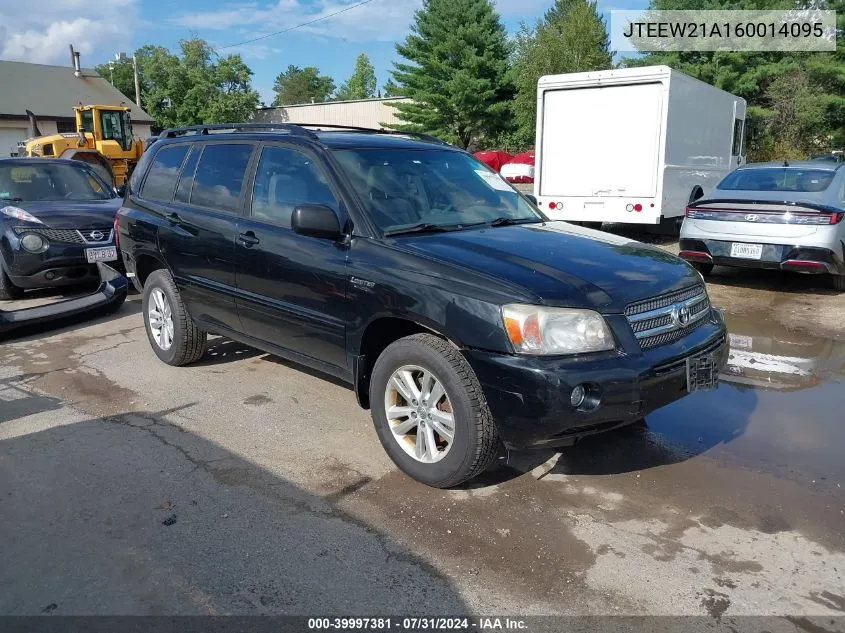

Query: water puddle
[643,310,845,486]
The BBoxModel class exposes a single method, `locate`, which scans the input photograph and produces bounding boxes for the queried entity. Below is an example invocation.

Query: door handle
[238,231,260,247]
[166,212,182,225]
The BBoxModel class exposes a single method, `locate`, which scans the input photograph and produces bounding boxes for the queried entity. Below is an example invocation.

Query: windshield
[718,168,835,193]
[332,148,542,233]
[0,163,113,202]
[100,109,133,151]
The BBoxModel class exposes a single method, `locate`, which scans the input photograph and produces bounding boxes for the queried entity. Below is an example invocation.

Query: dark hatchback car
[0,158,121,300]
[118,124,728,488]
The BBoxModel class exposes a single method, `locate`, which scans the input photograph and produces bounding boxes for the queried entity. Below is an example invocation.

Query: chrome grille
[625,284,707,317]
[626,284,710,350]
[13,227,112,244]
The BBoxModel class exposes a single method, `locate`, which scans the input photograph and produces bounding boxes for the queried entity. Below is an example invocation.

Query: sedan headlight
[502,304,615,355]
[1,205,43,224]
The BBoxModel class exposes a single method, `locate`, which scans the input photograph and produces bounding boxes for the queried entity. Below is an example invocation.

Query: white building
[253,97,410,130]
[0,60,155,157]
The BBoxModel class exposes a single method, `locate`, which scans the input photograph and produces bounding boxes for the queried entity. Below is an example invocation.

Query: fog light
[570,384,586,408]
[45,271,56,280]
[20,233,46,252]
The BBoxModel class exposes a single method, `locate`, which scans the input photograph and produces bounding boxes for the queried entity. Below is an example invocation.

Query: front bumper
[464,309,728,450]
[2,229,121,289]
[679,237,845,275]
[0,263,128,335]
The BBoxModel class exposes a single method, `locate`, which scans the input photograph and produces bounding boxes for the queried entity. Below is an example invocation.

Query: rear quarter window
[189,143,254,214]
[141,144,190,202]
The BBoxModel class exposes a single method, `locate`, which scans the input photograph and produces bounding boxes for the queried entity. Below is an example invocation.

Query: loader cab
[75,106,135,154]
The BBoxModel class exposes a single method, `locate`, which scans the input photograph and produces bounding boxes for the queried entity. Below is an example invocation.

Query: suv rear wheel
[833,274,845,291]
[142,270,207,366]
[369,333,499,488]
[0,264,24,301]
[691,262,714,276]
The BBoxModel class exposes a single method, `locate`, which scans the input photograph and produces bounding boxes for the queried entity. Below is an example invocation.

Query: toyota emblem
[678,306,691,326]
[90,230,105,241]
[745,214,759,222]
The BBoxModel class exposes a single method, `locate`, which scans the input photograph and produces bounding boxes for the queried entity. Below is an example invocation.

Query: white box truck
[534,66,746,228]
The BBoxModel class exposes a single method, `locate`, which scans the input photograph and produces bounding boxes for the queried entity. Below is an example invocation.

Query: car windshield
[332,148,542,233]
[0,162,113,202]
[717,168,835,193]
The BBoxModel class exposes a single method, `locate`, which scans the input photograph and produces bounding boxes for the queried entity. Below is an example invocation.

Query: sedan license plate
[730,242,763,259]
[85,246,117,263]
[686,352,720,393]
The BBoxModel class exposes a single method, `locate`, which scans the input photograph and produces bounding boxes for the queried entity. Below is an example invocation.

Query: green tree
[272,66,336,105]
[96,39,260,130]
[95,58,140,103]
[382,78,405,97]
[507,0,612,148]
[389,0,512,149]
[336,54,378,101]
[625,0,845,158]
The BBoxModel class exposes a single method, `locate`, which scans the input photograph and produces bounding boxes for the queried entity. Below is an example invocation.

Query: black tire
[142,269,206,366]
[832,275,845,291]
[369,333,500,488]
[0,264,24,300]
[692,262,714,276]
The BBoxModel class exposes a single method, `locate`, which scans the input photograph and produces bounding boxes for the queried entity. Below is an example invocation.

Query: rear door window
[141,144,189,202]
[174,146,201,204]
[190,143,255,214]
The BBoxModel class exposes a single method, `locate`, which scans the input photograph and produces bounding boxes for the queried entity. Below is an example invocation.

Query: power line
[219,0,378,50]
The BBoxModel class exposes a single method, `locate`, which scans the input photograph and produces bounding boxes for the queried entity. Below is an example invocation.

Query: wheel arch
[134,252,169,289]
[353,315,461,410]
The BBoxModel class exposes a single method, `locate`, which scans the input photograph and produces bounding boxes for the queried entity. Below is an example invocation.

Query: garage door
[0,127,27,157]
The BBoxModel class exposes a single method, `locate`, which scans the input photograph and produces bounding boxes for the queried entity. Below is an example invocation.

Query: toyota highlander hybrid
[117,123,728,487]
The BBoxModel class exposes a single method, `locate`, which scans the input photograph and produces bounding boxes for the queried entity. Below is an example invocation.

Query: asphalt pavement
[1,252,844,620]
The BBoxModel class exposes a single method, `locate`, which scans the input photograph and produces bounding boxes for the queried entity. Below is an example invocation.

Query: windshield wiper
[487,217,541,227]
[383,223,459,237]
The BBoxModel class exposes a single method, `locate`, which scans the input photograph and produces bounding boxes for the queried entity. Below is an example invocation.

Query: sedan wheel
[148,288,174,351]
[384,365,456,464]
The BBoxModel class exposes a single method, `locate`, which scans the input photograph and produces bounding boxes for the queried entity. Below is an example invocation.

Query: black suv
[117,123,728,488]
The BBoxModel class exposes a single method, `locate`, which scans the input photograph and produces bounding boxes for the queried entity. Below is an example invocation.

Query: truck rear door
[539,82,664,200]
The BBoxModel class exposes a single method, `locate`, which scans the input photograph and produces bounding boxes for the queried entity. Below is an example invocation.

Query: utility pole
[116,52,142,109]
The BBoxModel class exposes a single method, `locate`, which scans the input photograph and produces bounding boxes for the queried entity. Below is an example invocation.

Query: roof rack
[297,124,451,146]
[158,123,318,140]
[157,122,451,147]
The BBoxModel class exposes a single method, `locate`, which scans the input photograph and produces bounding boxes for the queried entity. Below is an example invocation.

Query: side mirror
[291,204,343,240]
[525,194,538,206]
[114,184,127,197]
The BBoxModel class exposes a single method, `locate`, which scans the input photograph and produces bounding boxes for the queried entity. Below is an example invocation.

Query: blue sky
[0,0,646,106]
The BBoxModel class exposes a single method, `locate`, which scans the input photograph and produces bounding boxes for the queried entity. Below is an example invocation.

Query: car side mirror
[114,184,126,197]
[525,194,538,206]
[291,204,342,240]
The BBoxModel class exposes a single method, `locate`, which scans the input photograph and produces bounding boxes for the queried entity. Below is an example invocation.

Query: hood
[395,221,700,313]
[9,199,121,230]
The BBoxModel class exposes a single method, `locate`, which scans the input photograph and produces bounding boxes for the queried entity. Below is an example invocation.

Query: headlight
[1,206,43,224]
[20,233,46,252]
[502,304,615,355]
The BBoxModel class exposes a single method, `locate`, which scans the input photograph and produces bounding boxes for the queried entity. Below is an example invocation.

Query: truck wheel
[142,269,206,366]
[692,262,714,276]
[0,264,24,300]
[369,333,500,488]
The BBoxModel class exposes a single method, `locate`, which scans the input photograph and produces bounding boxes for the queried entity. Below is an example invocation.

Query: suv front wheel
[142,269,207,366]
[369,333,500,488]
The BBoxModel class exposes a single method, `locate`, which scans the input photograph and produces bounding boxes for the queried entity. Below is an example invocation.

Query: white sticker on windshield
[475,170,512,192]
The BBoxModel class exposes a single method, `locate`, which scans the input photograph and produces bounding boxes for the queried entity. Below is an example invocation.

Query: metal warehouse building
[253,97,410,129]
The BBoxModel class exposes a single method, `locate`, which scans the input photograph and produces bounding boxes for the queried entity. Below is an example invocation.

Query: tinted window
[251,146,338,227]
[732,118,744,156]
[142,144,189,202]
[190,144,254,213]
[718,168,835,193]
[174,146,201,204]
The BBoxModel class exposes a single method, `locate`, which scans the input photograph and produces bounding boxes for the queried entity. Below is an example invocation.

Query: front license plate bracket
[686,353,720,393]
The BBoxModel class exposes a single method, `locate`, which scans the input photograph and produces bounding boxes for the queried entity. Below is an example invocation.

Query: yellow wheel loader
[19,105,145,188]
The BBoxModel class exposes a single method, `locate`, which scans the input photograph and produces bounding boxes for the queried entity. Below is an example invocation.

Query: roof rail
[158,123,318,140]
[297,124,451,146]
